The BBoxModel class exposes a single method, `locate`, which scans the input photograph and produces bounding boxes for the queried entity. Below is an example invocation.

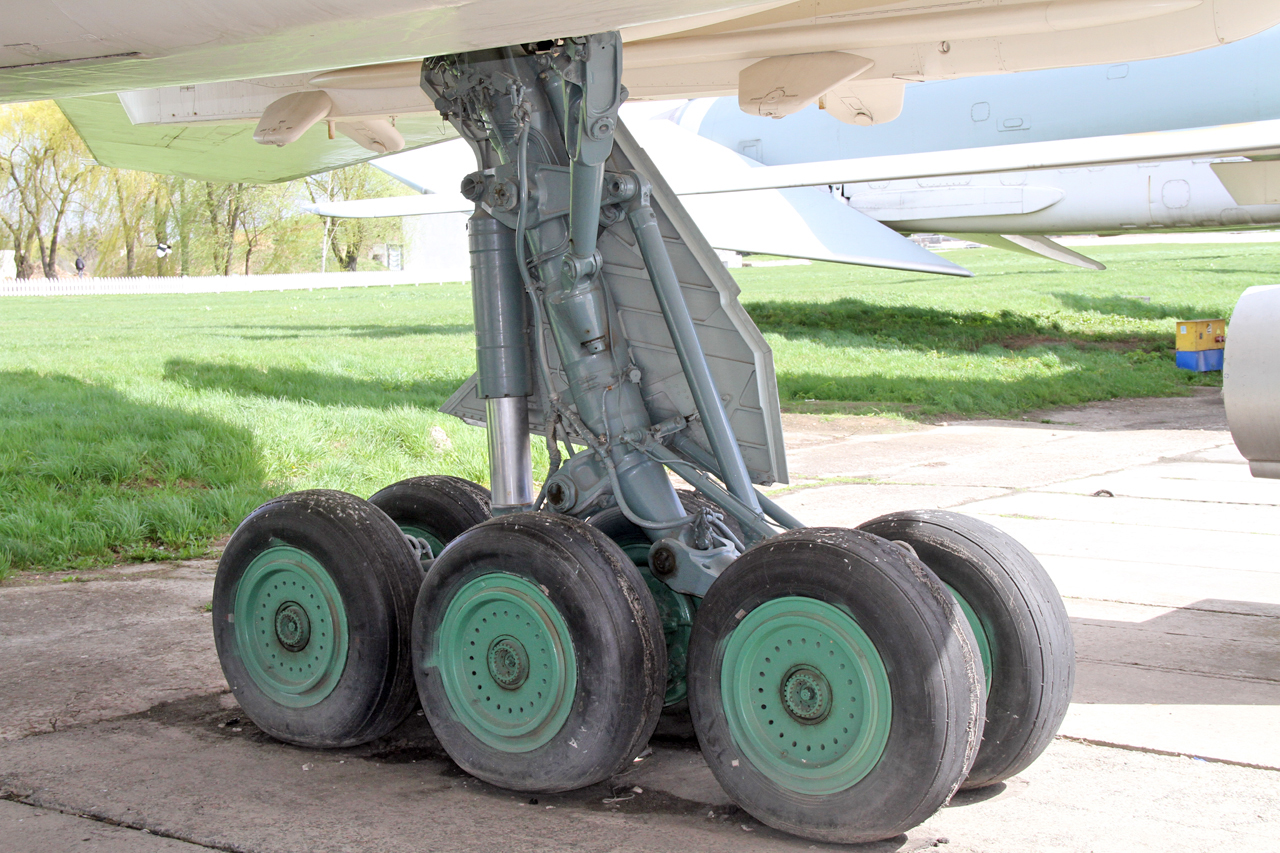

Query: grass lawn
[0,241,1269,575]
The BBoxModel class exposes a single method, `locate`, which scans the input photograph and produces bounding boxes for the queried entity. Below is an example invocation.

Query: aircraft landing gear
[211,30,1073,845]
[412,513,665,791]
[858,510,1075,789]
[687,528,985,843]
[212,490,423,747]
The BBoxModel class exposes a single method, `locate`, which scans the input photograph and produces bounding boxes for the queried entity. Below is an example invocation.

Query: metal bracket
[648,537,737,597]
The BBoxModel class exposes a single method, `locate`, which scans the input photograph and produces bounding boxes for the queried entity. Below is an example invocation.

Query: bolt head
[589,117,615,140]
[651,546,677,577]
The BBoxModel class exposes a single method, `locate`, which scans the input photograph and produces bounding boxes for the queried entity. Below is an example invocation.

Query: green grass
[0,282,499,575]
[740,242,1257,416]
[0,242,1270,574]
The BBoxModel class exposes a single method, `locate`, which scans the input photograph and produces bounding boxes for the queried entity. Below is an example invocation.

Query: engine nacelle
[1225,285,1280,479]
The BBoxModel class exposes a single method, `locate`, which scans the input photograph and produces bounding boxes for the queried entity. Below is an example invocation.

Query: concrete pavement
[2,388,1277,852]
[773,388,1280,772]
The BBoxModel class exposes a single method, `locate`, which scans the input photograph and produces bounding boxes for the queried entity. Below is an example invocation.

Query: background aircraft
[312,110,1280,274]
[836,158,1280,270]
[668,22,1280,267]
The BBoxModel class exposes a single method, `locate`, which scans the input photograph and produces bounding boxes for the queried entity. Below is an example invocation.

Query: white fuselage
[844,159,1280,235]
[4,1,1280,106]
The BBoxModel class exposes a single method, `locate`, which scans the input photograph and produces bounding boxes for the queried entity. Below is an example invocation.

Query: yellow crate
[1176,319,1226,352]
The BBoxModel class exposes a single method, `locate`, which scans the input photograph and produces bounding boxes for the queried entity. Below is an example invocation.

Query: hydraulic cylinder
[468,210,534,512]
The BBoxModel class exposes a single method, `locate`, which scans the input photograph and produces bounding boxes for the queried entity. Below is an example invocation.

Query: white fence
[0,270,462,297]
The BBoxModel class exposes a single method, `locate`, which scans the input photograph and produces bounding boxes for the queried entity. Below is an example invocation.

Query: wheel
[586,490,739,738]
[369,475,491,559]
[212,490,423,748]
[858,510,1074,789]
[413,512,666,792]
[687,528,985,844]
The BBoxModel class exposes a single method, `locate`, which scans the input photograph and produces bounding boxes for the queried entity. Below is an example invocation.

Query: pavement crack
[1056,735,1280,773]
[1074,656,1280,685]
[1064,595,1280,619]
[1031,488,1280,509]
[1,791,247,852]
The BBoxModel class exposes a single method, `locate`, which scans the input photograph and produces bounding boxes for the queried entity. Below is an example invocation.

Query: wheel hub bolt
[488,636,530,690]
[274,602,311,652]
[781,666,832,724]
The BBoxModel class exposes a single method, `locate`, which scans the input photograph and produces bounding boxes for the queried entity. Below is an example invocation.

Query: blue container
[1175,349,1224,372]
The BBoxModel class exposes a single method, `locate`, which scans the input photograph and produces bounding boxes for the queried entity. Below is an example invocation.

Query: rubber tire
[688,527,985,844]
[586,489,740,739]
[414,512,667,792]
[859,510,1074,789]
[212,489,423,748]
[368,475,491,556]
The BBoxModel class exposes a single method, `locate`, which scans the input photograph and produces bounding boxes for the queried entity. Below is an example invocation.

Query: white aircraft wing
[57,94,457,185]
[672,120,1280,195]
[310,122,971,277]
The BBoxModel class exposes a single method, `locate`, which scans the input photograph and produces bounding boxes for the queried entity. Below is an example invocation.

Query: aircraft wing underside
[57,94,457,184]
[16,0,1280,188]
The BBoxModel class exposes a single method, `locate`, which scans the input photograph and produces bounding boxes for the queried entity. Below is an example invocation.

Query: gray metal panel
[441,120,788,486]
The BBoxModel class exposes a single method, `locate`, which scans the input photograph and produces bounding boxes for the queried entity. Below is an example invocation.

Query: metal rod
[627,194,762,514]
[671,434,804,530]
[486,396,534,513]
[639,441,776,543]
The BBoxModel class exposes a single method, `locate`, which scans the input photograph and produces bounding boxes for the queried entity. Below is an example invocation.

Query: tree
[305,164,402,271]
[0,102,92,278]
[204,181,248,276]
[110,169,154,276]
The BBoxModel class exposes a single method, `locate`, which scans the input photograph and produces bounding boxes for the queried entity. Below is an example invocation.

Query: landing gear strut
[212,31,1073,844]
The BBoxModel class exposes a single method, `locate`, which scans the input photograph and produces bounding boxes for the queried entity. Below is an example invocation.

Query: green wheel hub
[720,597,892,794]
[782,666,832,723]
[233,546,349,708]
[942,582,993,694]
[434,573,577,752]
[488,637,530,689]
[399,524,446,560]
[643,570,695,707]
[274,602,311,652]
[616,536,695,707]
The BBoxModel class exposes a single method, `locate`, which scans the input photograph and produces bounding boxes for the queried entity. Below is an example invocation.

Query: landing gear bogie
[687,527,985,844]
[211,489,423,748]
[588,490,738,737]
[859,510,1075,789]
[412,513,666,792]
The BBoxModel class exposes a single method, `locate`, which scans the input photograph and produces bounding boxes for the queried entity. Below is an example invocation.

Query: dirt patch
[2,557,220,589]
[1016,387,1228,431]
